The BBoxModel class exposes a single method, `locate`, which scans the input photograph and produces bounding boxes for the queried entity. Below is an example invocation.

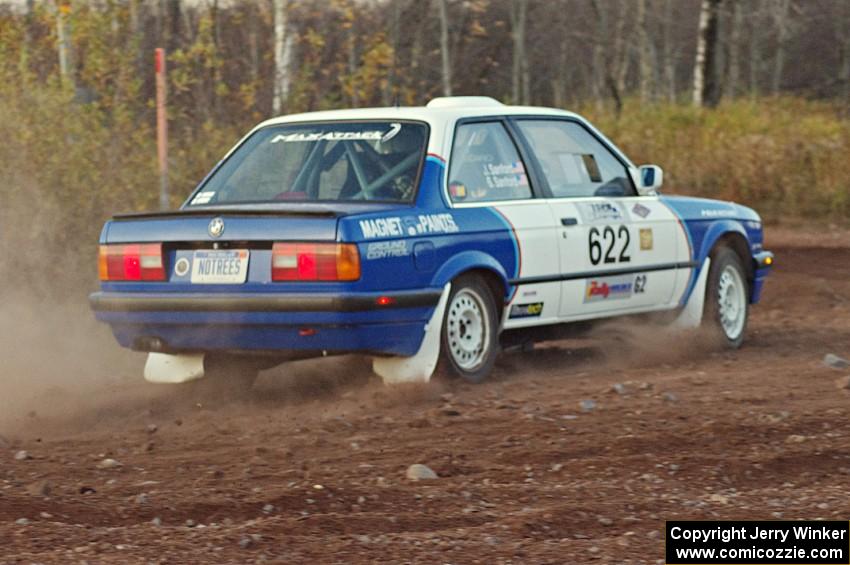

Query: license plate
[190,250,249,284]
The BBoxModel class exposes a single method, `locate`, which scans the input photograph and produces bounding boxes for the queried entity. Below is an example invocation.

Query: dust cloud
[585,316,718,368]
[0,292,145,435]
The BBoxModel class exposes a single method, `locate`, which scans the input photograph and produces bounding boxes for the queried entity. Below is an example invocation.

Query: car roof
[256,97,581,128]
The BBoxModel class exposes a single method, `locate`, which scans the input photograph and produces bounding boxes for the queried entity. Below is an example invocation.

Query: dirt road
[2,227,850,564]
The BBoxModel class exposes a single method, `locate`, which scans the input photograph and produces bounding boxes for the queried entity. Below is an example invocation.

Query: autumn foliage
[0,2,847,294]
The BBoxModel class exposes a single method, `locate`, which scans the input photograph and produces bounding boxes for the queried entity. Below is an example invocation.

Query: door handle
[560,217,578,226]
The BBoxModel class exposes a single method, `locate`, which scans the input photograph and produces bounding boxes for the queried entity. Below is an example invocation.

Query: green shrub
[583,97,850,219]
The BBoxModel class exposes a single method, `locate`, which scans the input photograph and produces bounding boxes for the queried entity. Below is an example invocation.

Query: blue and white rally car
[91,96,773,388]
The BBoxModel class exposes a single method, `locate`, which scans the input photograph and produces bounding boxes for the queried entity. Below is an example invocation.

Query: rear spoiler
[111,202,409,222]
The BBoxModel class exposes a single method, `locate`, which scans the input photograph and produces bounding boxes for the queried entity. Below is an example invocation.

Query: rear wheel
[705,247,749,348]
[437,275,500,383]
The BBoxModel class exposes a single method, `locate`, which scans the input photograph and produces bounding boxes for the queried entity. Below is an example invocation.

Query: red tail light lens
[99,244,166,281]
[272,243,360,281]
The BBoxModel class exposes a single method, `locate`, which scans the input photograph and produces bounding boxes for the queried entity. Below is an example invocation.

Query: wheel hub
[717,265,746,340]
[447,289,489,370]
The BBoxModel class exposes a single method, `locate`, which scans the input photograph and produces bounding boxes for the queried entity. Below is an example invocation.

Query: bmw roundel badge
[208,217,225,238]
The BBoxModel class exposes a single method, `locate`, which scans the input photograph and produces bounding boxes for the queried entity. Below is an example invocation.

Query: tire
[437,275,500,383]
[181,354,260,401]
[705,247,749,348]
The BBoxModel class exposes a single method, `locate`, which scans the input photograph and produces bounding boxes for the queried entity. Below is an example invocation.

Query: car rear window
[188,121,428,205]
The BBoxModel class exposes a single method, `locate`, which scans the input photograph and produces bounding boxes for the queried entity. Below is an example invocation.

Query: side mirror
[636,164,663,195]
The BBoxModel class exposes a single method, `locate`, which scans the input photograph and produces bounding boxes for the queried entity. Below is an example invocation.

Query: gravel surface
[1,227,849,564]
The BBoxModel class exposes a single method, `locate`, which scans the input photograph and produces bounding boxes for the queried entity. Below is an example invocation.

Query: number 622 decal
[588,225,631,265]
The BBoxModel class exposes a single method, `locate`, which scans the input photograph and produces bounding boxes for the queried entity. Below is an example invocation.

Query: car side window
[448,122,532,203]
[515,120,634,198]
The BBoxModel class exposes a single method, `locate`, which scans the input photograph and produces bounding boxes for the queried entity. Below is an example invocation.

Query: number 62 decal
[634,274,647,293]
[588,225,631,266]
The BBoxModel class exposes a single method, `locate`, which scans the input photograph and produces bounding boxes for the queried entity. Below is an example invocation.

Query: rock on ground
[405,464,438,480]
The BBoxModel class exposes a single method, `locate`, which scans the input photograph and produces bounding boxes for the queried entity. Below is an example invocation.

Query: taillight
[272,243,360,281]
[99,244,166,281]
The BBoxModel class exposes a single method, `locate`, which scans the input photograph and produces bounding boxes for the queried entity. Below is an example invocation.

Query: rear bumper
[90,288,442,356]
[89,289,442,313]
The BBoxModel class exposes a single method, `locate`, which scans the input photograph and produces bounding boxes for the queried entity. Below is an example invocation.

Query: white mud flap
[372,283,451,385]
[144,352,206,384]
[672,257,711,329]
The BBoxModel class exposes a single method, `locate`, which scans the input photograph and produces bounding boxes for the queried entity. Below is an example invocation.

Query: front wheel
[705,247,749,348]
[437,276,500,383]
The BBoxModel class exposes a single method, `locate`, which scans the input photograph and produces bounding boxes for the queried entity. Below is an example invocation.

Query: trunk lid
[104,202,407,243]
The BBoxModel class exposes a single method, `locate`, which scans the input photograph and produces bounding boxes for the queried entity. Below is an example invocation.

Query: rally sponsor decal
[585,274,649,302]
[191,191,215,205]
[359,214,459,239]
[410,213,459,235]
[585,275,633,302]
[270,123,401,144]
[365,240,409,260]
[359,217,404,239]
[639,228,654,250]
[509,302,544,319]
[449,181,467,199]
[578,201,627,223]
[700,208,736,218]
[632,202,651,218]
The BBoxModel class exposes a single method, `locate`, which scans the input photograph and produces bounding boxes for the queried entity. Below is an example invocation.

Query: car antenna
[393,93,400,108]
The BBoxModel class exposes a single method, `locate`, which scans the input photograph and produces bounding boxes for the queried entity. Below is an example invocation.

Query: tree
[510,0,528,104]
[54,1,74,88]
[272,0,293,115]
[661,0,677,102]
[746,0,763,96]
[590,0,628,114]
[722,0,741,99]
[836,0,850,107]
[770,0,791,95]
[437,0,452,96]
[693,0,722,107]
[637,0,654,104]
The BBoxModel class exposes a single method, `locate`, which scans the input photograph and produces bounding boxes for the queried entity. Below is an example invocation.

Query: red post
[155,48,169,210]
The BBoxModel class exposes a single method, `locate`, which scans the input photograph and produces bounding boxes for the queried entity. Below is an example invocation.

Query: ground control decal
[365,240,409,260]
[578,201,627,223]
[359,214,459,239]
[508,302,543,319]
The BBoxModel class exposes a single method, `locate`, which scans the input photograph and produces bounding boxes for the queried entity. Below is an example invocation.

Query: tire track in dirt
[2,228,850,563]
